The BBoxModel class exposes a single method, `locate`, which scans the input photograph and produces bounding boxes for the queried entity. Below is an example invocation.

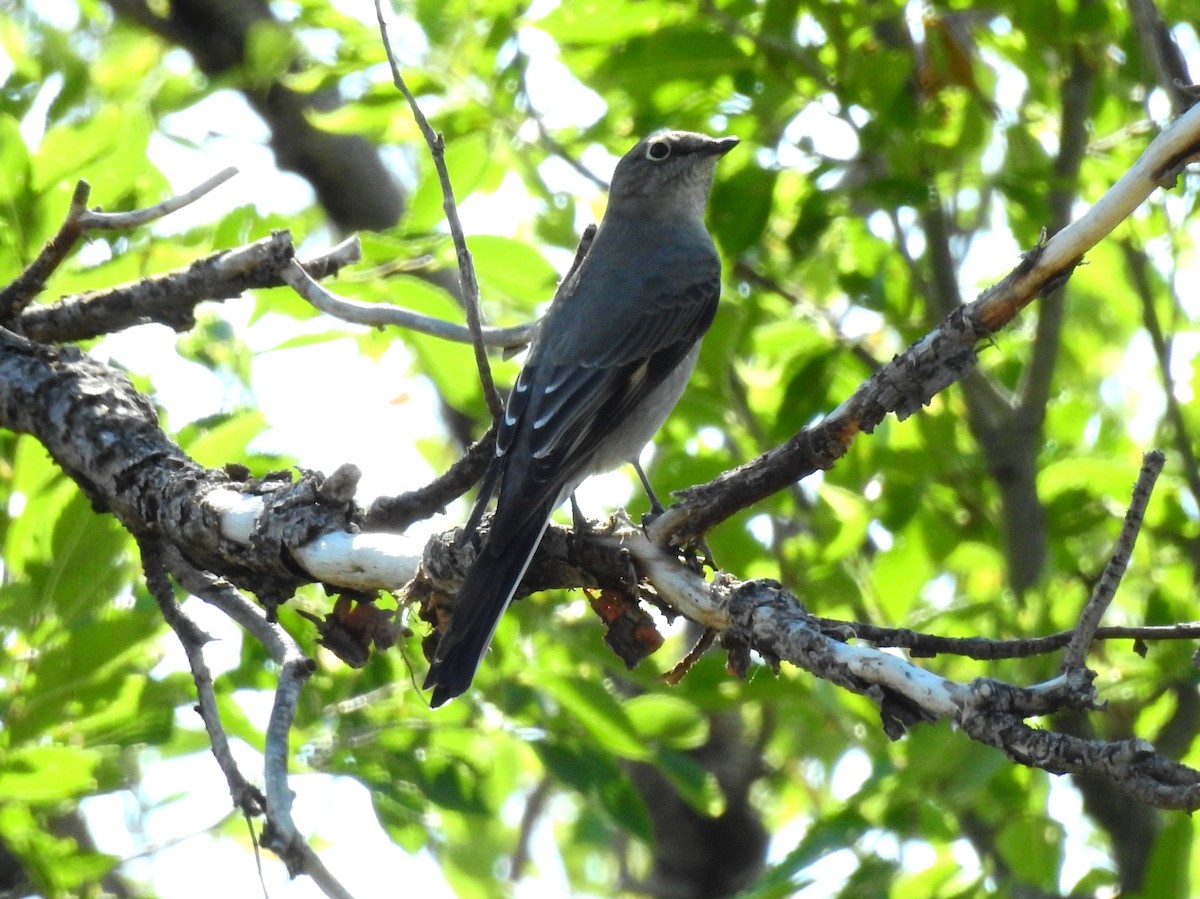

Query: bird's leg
[632,460,666,515]
[566,493,598,573]
[570,493,591,535]
[632,461,715,572]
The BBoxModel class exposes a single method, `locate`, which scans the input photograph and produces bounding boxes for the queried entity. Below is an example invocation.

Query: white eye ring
[646,140,672,161]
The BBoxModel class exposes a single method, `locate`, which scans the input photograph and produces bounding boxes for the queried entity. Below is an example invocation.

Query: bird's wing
[484,253,721,538]
[530,270,719,459]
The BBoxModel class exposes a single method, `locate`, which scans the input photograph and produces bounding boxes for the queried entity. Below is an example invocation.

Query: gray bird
[424,130,738,706]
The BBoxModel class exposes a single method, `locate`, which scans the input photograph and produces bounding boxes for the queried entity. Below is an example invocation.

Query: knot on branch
[723,578,803,675]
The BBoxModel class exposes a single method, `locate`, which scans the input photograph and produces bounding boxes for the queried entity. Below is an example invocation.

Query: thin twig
[141,539,267,818]
[822,618,1200,660]
[732,259,884,371]
[373,0,503,421]
[79,167,238,230]
[1063,450,1165,669]
[1122,239,1200,511]
[164,548,355,899]
[365,425,497,532]
[0,169,238,321]
[281,258,532,349]
[510,777,555,881]
[0,182,92,319]
[512,51,608,190]
[1128,0,1197,116]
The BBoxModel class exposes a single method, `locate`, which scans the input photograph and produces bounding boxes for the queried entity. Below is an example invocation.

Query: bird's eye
[646,140,672,161]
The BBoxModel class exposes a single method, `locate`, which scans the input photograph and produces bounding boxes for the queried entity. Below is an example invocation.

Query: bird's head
[607,130,739,221]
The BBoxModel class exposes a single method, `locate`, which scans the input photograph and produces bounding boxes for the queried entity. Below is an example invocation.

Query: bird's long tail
[423,515,551,707]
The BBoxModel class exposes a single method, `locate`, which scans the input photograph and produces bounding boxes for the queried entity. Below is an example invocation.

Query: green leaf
[595,764,654,843]
[0,745,102,802]
[177,409,268,468]
[533,739,654,841]
[469,235,558,305]
[541,675,649,760]
[0,113,30,205]
[33,104,153,199]
[538,1,686,44]
[1139,812,1192,899]
[624,693,708,748]
[995,814,1062,891]
[653,747,723,815]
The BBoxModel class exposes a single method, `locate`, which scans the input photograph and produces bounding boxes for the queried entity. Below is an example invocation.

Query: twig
[1063,450,1165,669]
[81,167,239,230]
[512,52,608,190]
[281,258,531,349]
[1128,0,1197,116]
[164,548,355,898]
[365,425,497,532]
[820,619,1200,659]
[373,0,503,422]
[510,777,554,880]
[141,539,266,819]
[732,259,884,371]
[0,169,237,319]
[1122,239,1200,511]
[698,0,833,90]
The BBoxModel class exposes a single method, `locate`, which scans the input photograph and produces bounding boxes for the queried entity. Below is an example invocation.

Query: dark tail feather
[424,516,551,707]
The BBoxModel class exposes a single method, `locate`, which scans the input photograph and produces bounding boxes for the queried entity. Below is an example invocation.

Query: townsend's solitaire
[425,130,738,706]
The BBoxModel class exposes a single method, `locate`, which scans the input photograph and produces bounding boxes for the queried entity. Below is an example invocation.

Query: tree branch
[0,169,236,320]
[19,232,358,343]
[1063,450,1164,669]
[374,0,503,422]
[648,99,1200,547]
[281,258,531,349]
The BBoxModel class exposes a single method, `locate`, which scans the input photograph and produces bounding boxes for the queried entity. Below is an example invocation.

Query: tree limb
[648,99,1200,547]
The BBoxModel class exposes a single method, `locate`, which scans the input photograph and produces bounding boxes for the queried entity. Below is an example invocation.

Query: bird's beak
[710,136,740,157]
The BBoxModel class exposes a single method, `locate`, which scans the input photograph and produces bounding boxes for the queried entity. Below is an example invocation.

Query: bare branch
[0,170,237,321]
[81,167,238,230]
[614,523,1200,807]
[365,425,497,533]
[281,258,532,349]
[818,618,1200,660]
[141,538,267,820]
[163,548,356,898]
[19,231,358,342]
[374,0,503,422]
[1063,450,1165,669]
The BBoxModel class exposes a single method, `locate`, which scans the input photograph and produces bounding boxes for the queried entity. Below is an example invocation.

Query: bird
[424,130,739,707]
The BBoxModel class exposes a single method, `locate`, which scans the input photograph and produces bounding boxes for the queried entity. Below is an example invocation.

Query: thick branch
[108,0,403,233]
[19,232,359,343]
[0,327,360,603]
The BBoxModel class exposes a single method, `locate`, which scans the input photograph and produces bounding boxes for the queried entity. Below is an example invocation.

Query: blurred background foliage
[1,0,1198,896]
